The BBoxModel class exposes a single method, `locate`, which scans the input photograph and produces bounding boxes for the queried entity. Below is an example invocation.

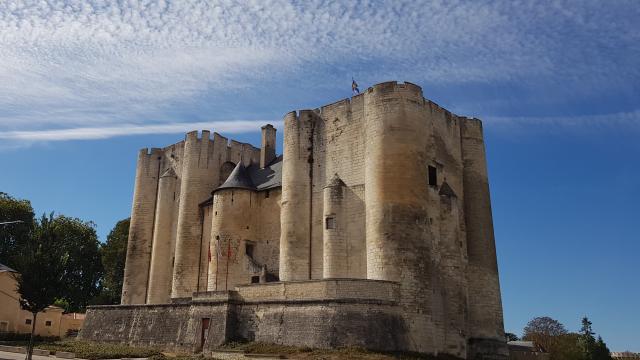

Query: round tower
[279,110,316,281]
[207,162,256,290]
[121,148,162,305]
[146,167,178,304]
[172,131,216,299]
[363,81,438,353]
[322,174,347,278]
[460,118,508,358]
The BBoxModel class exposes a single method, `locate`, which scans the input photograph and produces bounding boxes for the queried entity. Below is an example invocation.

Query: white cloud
[0,0,637,140]
[0,120,281,141]
[484,110,640,132]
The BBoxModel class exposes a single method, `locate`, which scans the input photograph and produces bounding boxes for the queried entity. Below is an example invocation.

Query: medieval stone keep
[80,81,508,359]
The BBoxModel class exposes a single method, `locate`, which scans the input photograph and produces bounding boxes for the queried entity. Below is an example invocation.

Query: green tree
[51,216,103,312]
[549,333,584,360]
[579,317,612,360]
[579,317,596,359]
[11,214,67,360]
[592,336,612,360]
[0,192,35,265]
[97,218,129,304]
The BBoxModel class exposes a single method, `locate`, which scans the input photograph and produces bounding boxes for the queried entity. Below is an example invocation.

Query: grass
[0,339,464,360]
[0,339,162,359]
[218,342,464,360]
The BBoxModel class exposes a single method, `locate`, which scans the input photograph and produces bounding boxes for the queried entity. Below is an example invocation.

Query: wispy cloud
[0,1,638,142]
[484,110,640,135]
[0,120,281,141]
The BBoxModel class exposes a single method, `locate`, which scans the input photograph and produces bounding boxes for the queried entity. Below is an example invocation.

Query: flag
[352,78,360,94]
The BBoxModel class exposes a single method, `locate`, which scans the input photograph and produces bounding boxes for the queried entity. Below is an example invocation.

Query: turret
[146,167,178,304]
[363,81,440,353]
[460,118,508,358]
[260,124,276,168]
[279,110,318,281]
[121,148,162,304]
[322,174,347,278]
[207,162,256,290]
[171,131,217,299]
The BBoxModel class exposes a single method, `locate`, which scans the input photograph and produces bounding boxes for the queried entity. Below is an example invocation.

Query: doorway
[198,318,210,353]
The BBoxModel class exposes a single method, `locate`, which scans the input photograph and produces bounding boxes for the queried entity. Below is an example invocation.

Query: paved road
[0,351,57,360]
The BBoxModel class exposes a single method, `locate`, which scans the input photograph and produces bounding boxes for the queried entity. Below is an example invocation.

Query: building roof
[217,162,256,191]
[214,155,282,193]
[438,181,457,197]
[0,263,17,273]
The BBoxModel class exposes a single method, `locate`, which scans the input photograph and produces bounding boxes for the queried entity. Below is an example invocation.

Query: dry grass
[219,342,464,360]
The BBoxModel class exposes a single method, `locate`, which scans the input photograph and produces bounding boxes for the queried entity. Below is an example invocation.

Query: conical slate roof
[325,173,345,188]
[438,181,457,198]
[216,162,256,191]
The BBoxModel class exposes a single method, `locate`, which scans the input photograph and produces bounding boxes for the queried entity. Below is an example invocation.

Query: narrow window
[45,321,52,327]
[251,276,260,284]
[25,319,32,325]
[264,190,270,198]
[428,165,437,187]
[245,242,255,258]
[325,217,336,230]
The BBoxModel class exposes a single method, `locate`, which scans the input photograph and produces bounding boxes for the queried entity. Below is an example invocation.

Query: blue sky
[0,0,638,352]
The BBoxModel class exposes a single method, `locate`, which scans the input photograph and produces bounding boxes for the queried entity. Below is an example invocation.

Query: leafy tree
[97,218,130,304]
[0,192,35,265]
[506,332,520,342]
[549,333,584,360]
[53,298,71,313]
[52,216,103,312]
[11,214,67,360]
[523,316,568,353]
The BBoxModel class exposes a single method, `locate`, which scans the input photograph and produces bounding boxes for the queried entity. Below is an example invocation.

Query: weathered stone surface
[114,81,508,358]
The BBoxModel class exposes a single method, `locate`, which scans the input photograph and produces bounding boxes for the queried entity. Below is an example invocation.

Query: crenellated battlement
[185,130,212,142]
[367,80,423,98]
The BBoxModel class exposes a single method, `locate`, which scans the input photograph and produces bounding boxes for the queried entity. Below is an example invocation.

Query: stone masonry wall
[82,280,404,354]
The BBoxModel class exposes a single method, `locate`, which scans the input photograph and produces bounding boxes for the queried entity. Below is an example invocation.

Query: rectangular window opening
[428,165,437,187]
[251,276,260,284]
[325,217,336,230]
[45,321,52,327]
[245,242,255,258]
[25,319,32,325]
[264,190,270,198]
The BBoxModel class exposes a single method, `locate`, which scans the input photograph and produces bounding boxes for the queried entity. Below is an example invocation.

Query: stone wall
[81,280,404,354]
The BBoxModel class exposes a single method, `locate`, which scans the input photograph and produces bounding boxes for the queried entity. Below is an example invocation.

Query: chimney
[260,124,276,168]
